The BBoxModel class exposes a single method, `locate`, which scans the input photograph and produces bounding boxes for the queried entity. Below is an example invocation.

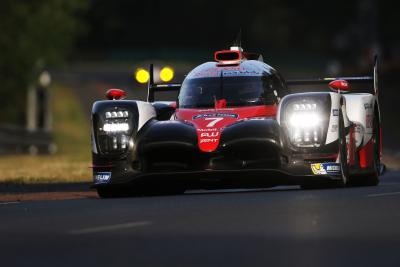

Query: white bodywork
[325,93,341,145]
[278,91,376,150]
[136,101,157,131]
[343,93,376,148]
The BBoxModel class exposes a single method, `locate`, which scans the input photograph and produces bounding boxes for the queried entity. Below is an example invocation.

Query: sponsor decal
[332,109,339,116]
[192,67,262,78]
[311,163,341,175]
[222,69,261,77]
[200,132,219,137]
[197,128,218,132]
[331,124,338,132]
[200,138,219,144]
[193,113,238,120]
[198,128,220,144]
[94,172,111,184]
[364,103,372,110]
[366,114,373,128]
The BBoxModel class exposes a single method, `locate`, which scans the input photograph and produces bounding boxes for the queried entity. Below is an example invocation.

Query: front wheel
[300,111,349,190]
[356,114,380,186]
[337,110,350,187]
[96,187,137,198]
[97,186,185,198]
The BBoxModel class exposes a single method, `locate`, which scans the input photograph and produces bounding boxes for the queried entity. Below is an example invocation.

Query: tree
[0,0,87,124]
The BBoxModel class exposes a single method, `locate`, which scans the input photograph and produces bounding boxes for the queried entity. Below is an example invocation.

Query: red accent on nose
[329,80,350,92]
[169,102,177,109]
[215,99,227,109]
[106,89,127,100]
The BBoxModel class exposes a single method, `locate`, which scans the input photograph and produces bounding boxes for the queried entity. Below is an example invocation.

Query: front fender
[135,121,198,156]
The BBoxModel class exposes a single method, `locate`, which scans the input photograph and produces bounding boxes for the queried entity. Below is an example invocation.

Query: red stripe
[176,105,277,153]
[359,138,373,168]
[349,125,355,166]
[379,127,383,160]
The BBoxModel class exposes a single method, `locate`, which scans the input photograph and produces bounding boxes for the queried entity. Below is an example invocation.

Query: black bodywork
[91,94,339,192]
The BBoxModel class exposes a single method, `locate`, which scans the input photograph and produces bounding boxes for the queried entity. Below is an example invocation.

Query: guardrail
[0,125,55,155]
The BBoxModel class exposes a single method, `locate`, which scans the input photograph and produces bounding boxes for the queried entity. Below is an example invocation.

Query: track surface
[1,172,400,267]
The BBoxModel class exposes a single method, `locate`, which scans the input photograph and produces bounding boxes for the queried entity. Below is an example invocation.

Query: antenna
[234,28,242,48]
[147,64,154,102]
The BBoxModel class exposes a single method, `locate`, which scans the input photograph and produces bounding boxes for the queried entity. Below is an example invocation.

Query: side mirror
[106,89,127,100]
[329,80,350,93]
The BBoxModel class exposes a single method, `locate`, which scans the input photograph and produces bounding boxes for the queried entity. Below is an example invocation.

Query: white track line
[0,202,20,205]
[367,191,400,197]
[68,221,152,235]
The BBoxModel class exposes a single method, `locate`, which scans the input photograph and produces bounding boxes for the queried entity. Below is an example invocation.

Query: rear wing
[146,56,379,101]
[147,64,181,102]
[286,55,379,95]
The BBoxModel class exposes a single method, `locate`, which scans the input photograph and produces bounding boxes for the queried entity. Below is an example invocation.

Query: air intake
[214,50,242,63]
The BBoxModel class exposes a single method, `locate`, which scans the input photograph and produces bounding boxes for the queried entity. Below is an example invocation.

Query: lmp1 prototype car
[91,46,384,197]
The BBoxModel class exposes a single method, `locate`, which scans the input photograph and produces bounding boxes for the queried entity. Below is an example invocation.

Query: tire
[97,187,117,198]
[96,187,136,198]
[358,114,380,186]
[97,186,185,198]
[337,110,350,187]
[300,183,331,190]
[300,110,349,190]
[143,187,186,196]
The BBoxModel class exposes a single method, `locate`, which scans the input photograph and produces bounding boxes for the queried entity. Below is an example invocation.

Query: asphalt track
[1,172,400,267]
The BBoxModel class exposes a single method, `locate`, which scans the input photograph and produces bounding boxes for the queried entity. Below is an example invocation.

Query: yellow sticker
[311,163,327,175]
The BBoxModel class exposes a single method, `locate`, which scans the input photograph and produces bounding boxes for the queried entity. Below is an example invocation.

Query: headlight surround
[284,101,324,147]
[97,109,133,154]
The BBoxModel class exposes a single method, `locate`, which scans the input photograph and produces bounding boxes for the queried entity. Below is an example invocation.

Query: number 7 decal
[205,117,224,127]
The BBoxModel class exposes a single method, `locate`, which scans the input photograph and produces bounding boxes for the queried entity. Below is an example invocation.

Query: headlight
[103,122,130,133]
[105,111,129,119]
[97,109,133,154]
[284,102,323,147]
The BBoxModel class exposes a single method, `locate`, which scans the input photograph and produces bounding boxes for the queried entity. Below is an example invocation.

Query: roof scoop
[214,50,242,64]
[214,47,263,64]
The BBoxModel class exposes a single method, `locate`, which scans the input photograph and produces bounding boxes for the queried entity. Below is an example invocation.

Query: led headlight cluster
[285,102,323,147]
[105,111,129,119]
[97,109,133,153]
[103,122,130,133]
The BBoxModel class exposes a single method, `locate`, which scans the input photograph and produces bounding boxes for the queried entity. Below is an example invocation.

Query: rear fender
[343,93,376,148]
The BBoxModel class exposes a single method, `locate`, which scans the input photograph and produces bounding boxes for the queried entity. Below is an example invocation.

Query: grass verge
[0,84,92,184]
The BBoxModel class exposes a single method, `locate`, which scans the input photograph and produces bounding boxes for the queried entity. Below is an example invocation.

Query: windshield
[179,75,281,108]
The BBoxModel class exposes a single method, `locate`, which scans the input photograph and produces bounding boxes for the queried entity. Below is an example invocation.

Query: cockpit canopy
[178,61,289,109]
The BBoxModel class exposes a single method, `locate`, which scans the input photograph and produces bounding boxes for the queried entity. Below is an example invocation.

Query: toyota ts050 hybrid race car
[90,46,384,198]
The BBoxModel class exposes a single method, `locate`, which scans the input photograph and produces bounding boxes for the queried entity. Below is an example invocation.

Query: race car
[90,46,384,198]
